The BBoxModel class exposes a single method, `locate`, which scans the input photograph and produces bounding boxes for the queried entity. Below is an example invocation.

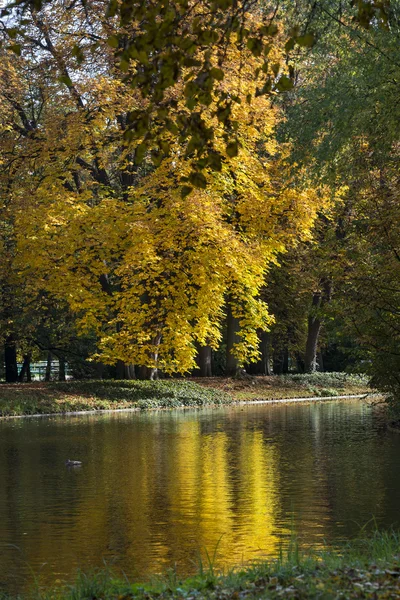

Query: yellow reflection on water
[0,400,391,593]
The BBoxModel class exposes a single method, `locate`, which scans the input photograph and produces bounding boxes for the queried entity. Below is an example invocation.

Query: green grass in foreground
[3,531,400,599]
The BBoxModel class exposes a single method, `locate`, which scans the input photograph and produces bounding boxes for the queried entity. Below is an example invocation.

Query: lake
[1,399,399,593]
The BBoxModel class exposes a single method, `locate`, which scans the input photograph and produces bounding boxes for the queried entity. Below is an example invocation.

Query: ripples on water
[0,399,399,592]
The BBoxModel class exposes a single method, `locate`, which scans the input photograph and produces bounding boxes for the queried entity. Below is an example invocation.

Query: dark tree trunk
[4,336,18,383]
[116,360,136,379]
[226,304,241,376]
[93,362,105,379]
[18,354,31,382]
[197,345,212,377]
[273,346,289,374]
[45,351,52,381]
[247,332,272,375]
[58,356,66,381]
[282,346,289,374]
[295,352,305,373]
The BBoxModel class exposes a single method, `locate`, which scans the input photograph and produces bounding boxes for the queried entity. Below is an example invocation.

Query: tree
[0,3,324,376]
[280,0,400,396]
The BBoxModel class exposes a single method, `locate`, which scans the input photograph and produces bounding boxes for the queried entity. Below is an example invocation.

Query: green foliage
[285,372,369,387]
[51,379,232,407]
[2,530,400,599]
[0,380,232,416]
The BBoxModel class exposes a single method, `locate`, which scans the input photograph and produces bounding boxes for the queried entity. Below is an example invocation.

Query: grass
[0,373,372,418]
[0,379,232,417]
[195,372,372,402]
[2,530,400,599]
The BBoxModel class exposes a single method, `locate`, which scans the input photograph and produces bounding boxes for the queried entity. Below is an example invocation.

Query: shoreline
[2,531,400,599]
[0,392,377,420]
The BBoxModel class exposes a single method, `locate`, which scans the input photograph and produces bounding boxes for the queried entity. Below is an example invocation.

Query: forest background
[0,0,399,411]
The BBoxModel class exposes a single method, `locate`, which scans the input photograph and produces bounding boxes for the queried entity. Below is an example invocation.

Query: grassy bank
[196,372,371,402]
[0,380,232,416]
[3,531,400,599]
[0,373,372,417]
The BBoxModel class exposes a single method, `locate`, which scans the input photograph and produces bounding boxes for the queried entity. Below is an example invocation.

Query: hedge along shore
[3,531,400,599]
[0,373,374,418]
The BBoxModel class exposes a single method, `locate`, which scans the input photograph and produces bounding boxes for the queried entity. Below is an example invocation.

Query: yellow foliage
[0,16,327,372]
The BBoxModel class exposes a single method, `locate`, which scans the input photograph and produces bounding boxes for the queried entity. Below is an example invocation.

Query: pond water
[1,399,400,593]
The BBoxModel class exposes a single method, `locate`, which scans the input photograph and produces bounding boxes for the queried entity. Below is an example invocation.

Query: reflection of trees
[1,402,399,593]
[269,401,392,545]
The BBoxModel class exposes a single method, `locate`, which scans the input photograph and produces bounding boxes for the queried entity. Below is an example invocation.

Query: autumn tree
[0,0,327,377]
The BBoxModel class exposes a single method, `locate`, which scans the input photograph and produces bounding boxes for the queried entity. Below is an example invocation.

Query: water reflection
[0,400,399,593]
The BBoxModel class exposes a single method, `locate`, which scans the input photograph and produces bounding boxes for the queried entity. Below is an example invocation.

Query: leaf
[107,35,119,49]
[159,141,170,156]
[285,37,296,53]
[268,23,279,36]
[7,43,21,56]
[72,44,84,64]
[58,74,72,87]
[276,75,294,92]
[216,104,231,123]
[134,143,147,164]
[106,0,118,17]
[180,186,193,198]
[210,67,224,81]
[119,59,130,72]
[296,33,316,47]
[255,78,272,97]
[226,140,239,158]
[247,38,262,57]
[188,171,207,189]
[6,27,18,39]
[207,152,223,172]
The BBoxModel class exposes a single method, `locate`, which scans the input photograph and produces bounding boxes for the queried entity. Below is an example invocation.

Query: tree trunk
[4,335,18,383]
[45,351,52,381]
[318,350,324,373]
[273,349,284,375]
[304,315,321,373]
[304,279,332,373]
[295,352,305,373]
[149,334,161,380]
[18,354,31,382]
[58,356,66,381]
[260,331,272,376]
[197,345,212,377]
[282,346,289,374]
[116,360,136,379]
[247,332,272,375]
[226,304,241,376]
[125,363,136,379]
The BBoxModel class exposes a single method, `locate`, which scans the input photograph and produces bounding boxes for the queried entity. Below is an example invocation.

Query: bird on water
[65,459,82,466]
